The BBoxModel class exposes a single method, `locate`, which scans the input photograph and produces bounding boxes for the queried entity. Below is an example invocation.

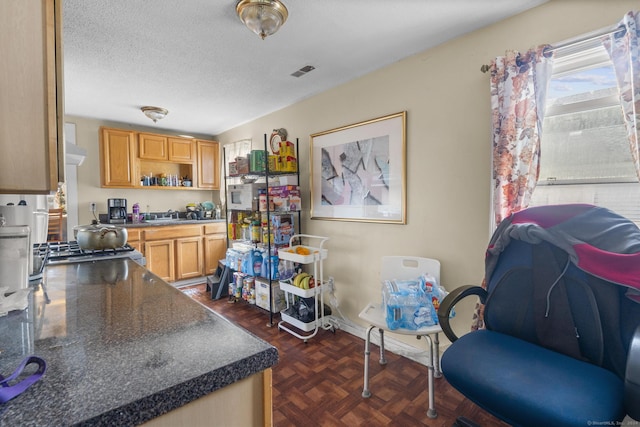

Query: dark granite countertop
[0,259,277,426]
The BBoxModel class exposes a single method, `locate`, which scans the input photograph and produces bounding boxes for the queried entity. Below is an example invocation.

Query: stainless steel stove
[37,241,146,267]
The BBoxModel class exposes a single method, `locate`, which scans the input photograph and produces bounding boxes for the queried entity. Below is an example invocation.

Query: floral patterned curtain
[603,11,640,181]
[470,46,552,331]
[490,46,553,226]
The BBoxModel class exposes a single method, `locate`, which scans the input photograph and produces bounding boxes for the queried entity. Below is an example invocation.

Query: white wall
[216,0,639,346]
[67,116,221,227]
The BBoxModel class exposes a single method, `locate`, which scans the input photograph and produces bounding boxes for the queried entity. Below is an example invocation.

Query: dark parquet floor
[182,284,509,427]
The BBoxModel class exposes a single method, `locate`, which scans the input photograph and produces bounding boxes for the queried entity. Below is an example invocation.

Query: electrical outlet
[89,202,97,213]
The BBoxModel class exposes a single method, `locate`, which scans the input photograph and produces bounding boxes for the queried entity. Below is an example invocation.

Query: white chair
[358,256,442,419]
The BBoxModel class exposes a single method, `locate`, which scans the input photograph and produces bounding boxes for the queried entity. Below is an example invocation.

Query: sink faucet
[166,209,179,219]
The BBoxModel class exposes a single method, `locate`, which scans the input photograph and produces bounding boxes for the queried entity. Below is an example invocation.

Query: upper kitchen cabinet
[139,133,194,162]
[168,137,194,162]
[138,133,168,161]
[0,0,64,194]
[197,140,220,190]
[100,127,137,188]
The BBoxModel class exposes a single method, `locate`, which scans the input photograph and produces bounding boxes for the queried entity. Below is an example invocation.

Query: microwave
[228,183,266,210]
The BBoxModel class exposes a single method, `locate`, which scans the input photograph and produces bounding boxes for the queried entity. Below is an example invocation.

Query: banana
[293,272,309,287]
[301,276,311,290]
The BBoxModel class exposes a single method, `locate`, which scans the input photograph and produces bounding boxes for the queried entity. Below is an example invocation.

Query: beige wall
[216,0,638,345]
[68,116,220,226]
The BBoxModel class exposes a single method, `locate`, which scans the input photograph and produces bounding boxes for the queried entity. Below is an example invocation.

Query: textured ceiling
[62,0,548,136]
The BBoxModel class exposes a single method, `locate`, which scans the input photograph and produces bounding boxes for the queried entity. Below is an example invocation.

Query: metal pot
[73,220,128,250]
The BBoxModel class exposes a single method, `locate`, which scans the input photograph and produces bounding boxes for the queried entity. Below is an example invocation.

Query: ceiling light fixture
[236,0,288,40]
[141,106,168,123]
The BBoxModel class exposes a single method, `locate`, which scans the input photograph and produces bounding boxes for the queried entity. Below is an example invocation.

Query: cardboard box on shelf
[250,150,266,172]
[255,277,286,313]
[269,186,301,211]
[235,156,249,174]
[268,155,278,172]
[228,162,238,176]
[279,140,295,157]
[278,155,297,173]
[271,213,294,245]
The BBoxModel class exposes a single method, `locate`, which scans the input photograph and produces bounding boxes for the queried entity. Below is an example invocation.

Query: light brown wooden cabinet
[100,127,137,187]
[127,228,143,253]
[142,224,209,283]
[139,133,196,163]
[197,140,220,190]
[203,223,227,275]
[176,236,204,280]
[99,128,218,190]
[139,133,168,161]
[169,137,194,162]
[145,239,175,282]
[0,0,64,194]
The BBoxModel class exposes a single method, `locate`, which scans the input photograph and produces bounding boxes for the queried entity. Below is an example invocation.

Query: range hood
[65,141,87,166]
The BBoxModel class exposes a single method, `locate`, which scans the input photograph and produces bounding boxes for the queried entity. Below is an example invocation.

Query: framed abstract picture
[310,111,406,223]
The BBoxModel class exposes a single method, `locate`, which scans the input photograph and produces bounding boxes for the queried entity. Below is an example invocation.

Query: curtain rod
[480,24,626,73]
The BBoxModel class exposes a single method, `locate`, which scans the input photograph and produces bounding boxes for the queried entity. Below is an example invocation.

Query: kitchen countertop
[0,259,277,426]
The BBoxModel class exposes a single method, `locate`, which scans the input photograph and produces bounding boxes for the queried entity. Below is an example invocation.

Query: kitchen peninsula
[0,259,277,426]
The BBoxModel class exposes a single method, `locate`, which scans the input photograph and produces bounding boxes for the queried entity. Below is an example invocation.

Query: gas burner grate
[43,241,134,262]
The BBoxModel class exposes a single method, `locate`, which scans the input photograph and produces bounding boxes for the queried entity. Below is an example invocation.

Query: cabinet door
[100,127,137,187]
[176,237,203,280]
[204,234,227,275]
[126,228,143,254]
[145,240,175,282]
[0,0,63,194]
[169,137,194,162]
[139,133,168,160]
[197,140,220,189]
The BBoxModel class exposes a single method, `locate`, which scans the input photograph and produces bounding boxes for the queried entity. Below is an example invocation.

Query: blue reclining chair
[438,204,640,427]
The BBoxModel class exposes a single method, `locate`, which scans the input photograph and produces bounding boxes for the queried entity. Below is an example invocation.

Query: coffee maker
[107,198,127,224]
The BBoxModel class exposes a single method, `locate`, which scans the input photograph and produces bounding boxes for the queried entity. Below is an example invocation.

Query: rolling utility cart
[278,234,336,342]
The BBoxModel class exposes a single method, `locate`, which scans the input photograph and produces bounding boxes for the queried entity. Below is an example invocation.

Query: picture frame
[310,111,406,223]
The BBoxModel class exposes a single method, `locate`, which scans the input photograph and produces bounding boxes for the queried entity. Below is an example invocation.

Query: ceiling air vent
[291,65,315,78]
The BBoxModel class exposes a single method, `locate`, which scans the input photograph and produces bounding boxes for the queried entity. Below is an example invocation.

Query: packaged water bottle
[385,293,402,330]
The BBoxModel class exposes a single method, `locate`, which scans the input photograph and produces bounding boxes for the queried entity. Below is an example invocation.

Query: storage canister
[250,221,261,243]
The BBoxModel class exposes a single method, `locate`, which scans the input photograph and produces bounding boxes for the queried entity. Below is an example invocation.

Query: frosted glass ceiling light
[141,106,168,123]
[236,0,288,40]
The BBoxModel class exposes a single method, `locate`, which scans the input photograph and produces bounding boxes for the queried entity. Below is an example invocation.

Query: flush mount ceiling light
[141,106,168,123]
[236,0,288,40]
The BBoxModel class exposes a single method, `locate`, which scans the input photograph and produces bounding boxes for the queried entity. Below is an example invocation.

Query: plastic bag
[382,273,451,330]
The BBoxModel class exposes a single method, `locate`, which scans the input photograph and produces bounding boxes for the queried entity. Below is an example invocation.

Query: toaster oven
[228,183,266,210]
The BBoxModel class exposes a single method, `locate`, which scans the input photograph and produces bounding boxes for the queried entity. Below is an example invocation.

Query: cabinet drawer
[144,224,202,240]
[204,223,226,235]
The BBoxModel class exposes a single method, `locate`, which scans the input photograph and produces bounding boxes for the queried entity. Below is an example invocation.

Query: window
[528,41,640,224]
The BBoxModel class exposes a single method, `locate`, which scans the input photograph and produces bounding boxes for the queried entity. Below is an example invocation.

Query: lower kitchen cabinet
[126,228,142,253]
[145,239,175,282]
[132,223,225,284]
[176,236,203,280]
[203,223,227,275]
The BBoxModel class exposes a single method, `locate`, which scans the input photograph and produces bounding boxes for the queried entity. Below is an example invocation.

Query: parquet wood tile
[183,284,510,427]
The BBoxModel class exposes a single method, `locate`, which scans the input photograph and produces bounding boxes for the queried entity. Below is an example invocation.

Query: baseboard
[172,277,207,288]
